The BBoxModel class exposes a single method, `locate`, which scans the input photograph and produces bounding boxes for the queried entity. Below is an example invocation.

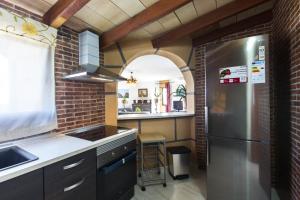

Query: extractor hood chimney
[64,30,127,83]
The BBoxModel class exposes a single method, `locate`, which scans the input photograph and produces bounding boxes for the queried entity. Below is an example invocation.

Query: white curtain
[0,31,57,142]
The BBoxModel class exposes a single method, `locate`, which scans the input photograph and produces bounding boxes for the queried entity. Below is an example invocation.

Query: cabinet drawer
[0,169,43,200]
[44,149,97,200]
[45,169,96,200]
[44,149,96,182]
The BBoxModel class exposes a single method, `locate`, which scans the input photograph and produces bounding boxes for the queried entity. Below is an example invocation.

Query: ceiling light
[127,72,137,85]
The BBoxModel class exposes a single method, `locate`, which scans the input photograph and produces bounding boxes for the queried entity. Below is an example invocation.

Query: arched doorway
[116,50,197,170]
[118,50,195,114]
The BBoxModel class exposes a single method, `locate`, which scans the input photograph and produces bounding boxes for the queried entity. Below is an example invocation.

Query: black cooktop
[68,125,129,141]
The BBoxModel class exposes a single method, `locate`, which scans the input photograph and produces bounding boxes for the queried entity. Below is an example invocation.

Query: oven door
[97,151,137,200]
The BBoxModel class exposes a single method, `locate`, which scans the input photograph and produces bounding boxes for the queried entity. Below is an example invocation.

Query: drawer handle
[64,178,85,192]
[63,159,84,170]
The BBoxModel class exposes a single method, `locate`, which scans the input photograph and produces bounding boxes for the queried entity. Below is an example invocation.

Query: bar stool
[138,134,167,191]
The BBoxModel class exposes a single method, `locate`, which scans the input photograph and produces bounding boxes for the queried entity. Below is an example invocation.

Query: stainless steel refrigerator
[206,35,270,200]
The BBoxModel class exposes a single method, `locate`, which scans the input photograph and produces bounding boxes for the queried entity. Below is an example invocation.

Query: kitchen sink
[0,146,38,171]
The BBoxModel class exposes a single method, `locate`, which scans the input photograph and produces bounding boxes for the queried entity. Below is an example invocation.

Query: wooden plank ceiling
[43,0,91,28]
[6,0,273,44]
[192,10,273,46]
[100,0,193,48]
[152,0,272,47]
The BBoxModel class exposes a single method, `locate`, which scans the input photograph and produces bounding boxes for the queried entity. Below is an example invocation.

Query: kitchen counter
[0,126,137,183]
[117,112,194,120]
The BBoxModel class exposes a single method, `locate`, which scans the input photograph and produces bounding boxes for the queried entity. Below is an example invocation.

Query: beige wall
[104,37,194,67]
[104,38,195,125]
[105,83,118,126]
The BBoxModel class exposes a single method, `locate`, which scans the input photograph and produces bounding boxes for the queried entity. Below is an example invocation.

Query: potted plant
[172,84,187,111]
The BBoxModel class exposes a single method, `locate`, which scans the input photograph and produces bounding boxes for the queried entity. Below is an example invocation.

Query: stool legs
[140,142,145,191]
[138,140,167,191]
[156,145,160,174]
[163,140,167,187]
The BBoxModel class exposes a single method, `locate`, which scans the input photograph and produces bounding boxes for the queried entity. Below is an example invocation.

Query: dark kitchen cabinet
[44,149,97,200]
[0,169,43,200]
[97,151,137,200]
[97,140,137,200]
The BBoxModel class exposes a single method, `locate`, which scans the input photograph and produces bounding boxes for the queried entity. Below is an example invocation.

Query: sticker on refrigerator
[219,66,247,84]
[258,46,265,61]
[251,61,266,84]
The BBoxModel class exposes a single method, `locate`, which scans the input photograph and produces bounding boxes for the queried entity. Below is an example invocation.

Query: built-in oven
[96,135,137,200]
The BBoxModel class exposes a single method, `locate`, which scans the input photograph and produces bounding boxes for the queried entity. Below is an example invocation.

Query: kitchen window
[0,8,57,142]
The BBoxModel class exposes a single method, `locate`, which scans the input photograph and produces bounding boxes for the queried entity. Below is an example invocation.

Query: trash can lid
[167,146,191,154]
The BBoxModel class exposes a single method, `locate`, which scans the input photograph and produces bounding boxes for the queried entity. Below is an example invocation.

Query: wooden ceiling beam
[43,0,90,28]
[101,0,192,49]
[152,0,270,48]
[192,10,273,46]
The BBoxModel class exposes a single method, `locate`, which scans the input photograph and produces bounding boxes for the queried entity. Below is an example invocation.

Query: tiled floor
[132,166,206,200]
[131,165,283,200]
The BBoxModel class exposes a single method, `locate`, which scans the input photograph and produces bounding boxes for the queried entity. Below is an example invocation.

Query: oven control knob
[112,152,115,157]
[124,146,127,150]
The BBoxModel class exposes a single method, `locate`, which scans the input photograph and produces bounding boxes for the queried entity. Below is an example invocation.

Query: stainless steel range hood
[63,31,126,83]
[64,66,127,83]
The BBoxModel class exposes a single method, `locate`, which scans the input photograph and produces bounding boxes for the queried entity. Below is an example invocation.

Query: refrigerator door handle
[207,139,210,166]
[205,106,208,136]
[205,106,210,166]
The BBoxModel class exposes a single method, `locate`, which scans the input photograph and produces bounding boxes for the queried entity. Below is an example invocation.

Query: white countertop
[117,112,194,120]
[0,128,137,183]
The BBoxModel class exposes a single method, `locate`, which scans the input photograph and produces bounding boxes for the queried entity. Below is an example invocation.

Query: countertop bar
[117,112,195,120]
[0,126,137,183]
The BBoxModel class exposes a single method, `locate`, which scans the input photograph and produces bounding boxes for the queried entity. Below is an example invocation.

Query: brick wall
[55,27,105,133]
[194,22,273,170]
[0,1,105,134]
[273,0,300,199]
[194,45,206,169]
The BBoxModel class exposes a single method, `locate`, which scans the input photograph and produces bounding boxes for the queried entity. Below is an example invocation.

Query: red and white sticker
[219,66,247,84]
